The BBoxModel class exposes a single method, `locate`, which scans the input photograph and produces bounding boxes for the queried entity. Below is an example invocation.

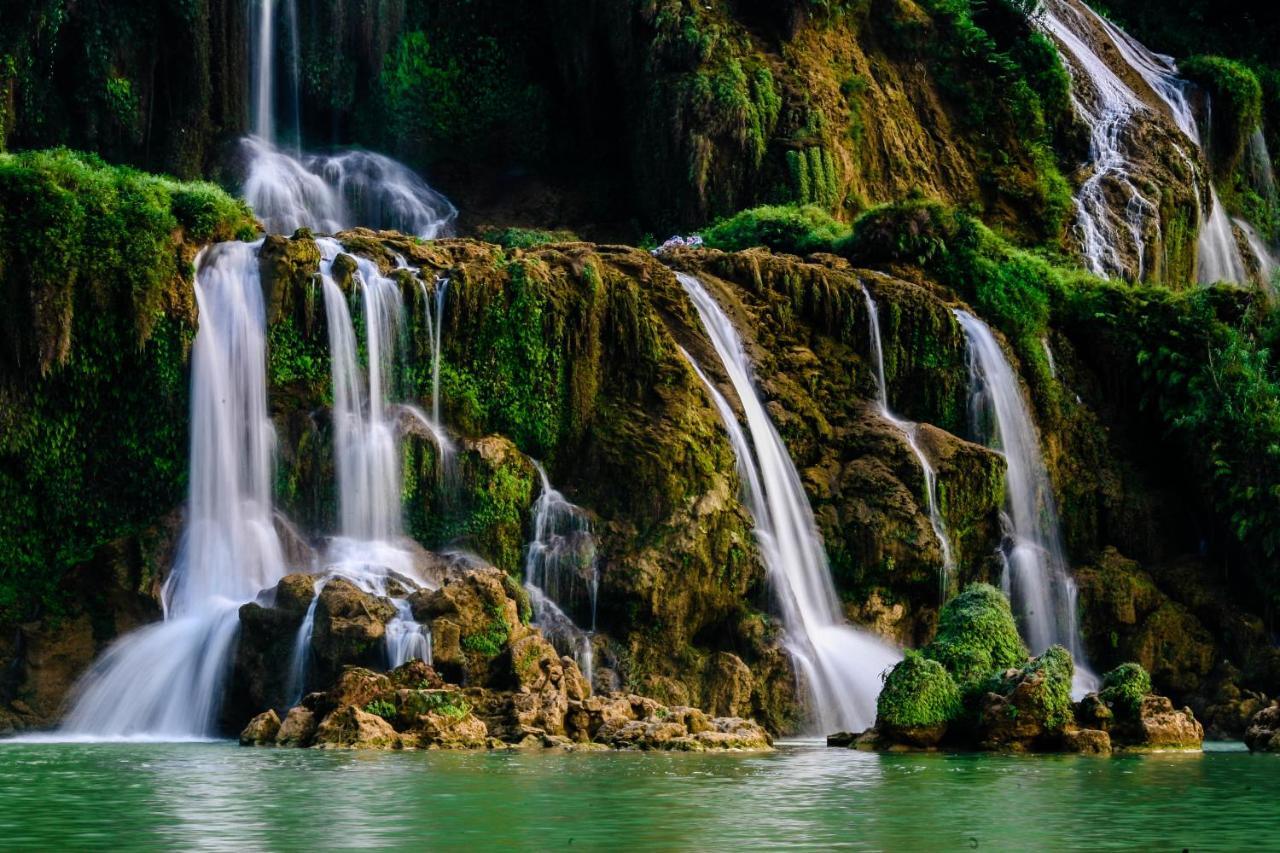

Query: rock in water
[275,707,318,747]
[313,706,401,749]
[1243,705,1280,753]
[240,710,282,745]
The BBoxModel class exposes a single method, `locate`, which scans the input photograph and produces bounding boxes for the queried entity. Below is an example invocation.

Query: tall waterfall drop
[863,289,955,597]
[954,310,1097,696]
[59,243,287,739]
[242,0,456,236]
[1041,0,1255,285]
[677,272,900,733]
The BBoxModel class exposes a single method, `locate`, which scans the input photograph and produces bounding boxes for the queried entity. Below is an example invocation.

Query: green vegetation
[1180,56,1263,181]
[477,228,580,250]
[0,148,254,622]
[363,699,397,721]
[461,605,512,658]
[701,204,849,255]
[876,651,963,729]
[923,583,1028,688]
[984,645,1075,731]
[1099,662,1152,718]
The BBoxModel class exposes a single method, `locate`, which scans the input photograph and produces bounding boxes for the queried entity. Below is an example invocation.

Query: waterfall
[862,289,955,599]
[57,242,287,739]
[677,272,900,733]
[241,0,456,237]
[524,462,598,687]
[954,310,1097,697]
[1040,0,1251,285]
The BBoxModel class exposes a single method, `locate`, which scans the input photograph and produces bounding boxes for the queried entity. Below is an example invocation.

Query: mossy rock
[923,583,1027,689]
[875,651,961,746]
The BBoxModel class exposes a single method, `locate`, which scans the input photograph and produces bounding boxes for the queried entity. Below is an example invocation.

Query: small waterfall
[59,242,287,739]
[862,289,955,599]
[242,0,456,237]
[524,462,598,686]
[284,579,323,705]
[677,272,900,733]
[422,276,449,426]
[954,310,1097,697]
[1041,0,1251,285]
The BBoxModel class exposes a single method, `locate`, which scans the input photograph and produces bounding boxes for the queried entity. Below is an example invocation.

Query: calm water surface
[0,739,1275,850]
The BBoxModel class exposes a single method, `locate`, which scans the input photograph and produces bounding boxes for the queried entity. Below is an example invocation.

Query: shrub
[924,583,1027,687]
[477,227,579,250]
[701,204,850,255]
[363,699,397,721]
[877,651,963,729]
[461,605,511,657]
[1099,662,1152,718]
[1180,56,1263,180]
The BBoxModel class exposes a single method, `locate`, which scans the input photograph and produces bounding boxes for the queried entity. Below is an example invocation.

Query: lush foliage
[477,228,580,250]
[984,645,1075,731]
[1180,56,1263,180]
[0,149,253,622]
[1099,662,1152,718]
[924,583,1028,688]
[876,651,962,729]
[701,204,850,255]
[461,605,512,658]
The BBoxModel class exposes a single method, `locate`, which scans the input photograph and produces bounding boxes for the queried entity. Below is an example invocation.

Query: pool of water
[0,739,1275,849]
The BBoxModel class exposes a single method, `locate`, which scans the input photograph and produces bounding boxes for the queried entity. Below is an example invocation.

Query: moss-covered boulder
[874,652,961,747]
[1244,705,1280,753]
[976,646,1075,751]
[923,584,1027,689]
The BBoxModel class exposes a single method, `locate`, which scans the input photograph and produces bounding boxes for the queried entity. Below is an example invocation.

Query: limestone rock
[239,710,281,746]
[409,565,526,686]
[1114,696,1204,751]
[275,707,317,747]
[313,706,400,749]
[1062,728,1111,755]
[1244,705,1280,753]
[311,579,397,684]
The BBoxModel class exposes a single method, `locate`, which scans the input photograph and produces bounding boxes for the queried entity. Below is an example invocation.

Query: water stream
[863,288,955,599]
[955,310,1097,697]
[677,272,900,733]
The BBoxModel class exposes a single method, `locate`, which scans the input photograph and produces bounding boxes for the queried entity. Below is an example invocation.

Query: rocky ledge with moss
[235,562,771,752]
[830,585,1205,755]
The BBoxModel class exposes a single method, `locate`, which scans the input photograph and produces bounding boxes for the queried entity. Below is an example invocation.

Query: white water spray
[677,272,900,733]
[242,0,456,237]
[863,288,955,598]
[955,310,1096,697]
[524,462,598,686]
[58,242,287,739]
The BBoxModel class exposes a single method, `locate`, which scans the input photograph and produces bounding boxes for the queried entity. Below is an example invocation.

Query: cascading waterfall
[524,463,598,687]
[677,272,900,733]
[1041,0,1254,285]
[282,240,442,699]
[863,289,955,598]
[954,310,1097,697]
[58,242,287,739]
[242,0,456,237]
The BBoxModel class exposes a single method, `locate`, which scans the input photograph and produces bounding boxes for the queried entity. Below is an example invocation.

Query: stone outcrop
[236,564,773,751]
[1244,705,1280,753]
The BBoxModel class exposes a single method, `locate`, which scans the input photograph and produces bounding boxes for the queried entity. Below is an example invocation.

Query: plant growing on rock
[923,583,1028,689]
[1099,662,1152,719]
[876,651,962,730]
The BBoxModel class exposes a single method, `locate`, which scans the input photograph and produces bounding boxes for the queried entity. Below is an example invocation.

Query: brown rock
[275,707,317,747]
[1063,728,1112,755]
[705,652,754,718]
[313,706,400,749]
[1115,696,1204,751]
[311,579,398,684]
[240,710,281,746]
[1244,704,1280,753]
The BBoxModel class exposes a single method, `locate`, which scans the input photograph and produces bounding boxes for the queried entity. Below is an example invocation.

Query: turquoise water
[0,740,1275,850]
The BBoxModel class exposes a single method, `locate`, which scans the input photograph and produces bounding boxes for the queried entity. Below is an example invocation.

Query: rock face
[237,564,774,752]
[310,579,399,686]
[1244,705,1280,753]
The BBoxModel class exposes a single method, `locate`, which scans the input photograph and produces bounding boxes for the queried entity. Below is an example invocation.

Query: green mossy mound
[1099,662,1152,720]
[923,583,1027,689]
[701,205,850,256]
[876,651,961,730]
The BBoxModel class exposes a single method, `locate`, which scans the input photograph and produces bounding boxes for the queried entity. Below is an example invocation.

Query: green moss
[1180,56,1262,181]
[924,583,1027,688]
[701,204,850,255]
[1099,662,1152,719]
[363,699,397,721]
[984,645,1075,732]
[477,227,579,250]
[877,650,962,729]
[461,604,511,658]
[0,149,252,622]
